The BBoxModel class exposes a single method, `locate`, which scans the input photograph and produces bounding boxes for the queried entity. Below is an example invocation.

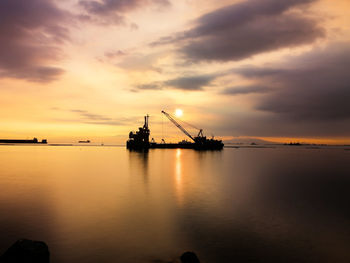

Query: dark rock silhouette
[180,251,200,263]
[0,239,49,263]
[0,239,200,263]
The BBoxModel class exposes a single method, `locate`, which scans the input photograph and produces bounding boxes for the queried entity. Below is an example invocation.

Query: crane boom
[161,110,195,142]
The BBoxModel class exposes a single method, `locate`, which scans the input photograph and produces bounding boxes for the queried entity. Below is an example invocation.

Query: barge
[127,111,224,150]
[0,138,47,144]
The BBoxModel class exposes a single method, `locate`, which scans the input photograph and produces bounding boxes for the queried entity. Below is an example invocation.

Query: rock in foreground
[0,239,49,263]
[180,251,200,263]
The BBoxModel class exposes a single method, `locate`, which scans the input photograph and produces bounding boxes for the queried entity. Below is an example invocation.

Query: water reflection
[174,148,350,263]
[0,146,59,259]
[0,146,349,263]
[175,149,184,205]
[128,150,149,185]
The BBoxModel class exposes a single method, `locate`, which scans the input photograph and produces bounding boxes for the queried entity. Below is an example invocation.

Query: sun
[175,109,183,117]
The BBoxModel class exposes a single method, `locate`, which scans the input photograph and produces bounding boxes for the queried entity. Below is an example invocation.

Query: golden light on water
[175,148,183,205]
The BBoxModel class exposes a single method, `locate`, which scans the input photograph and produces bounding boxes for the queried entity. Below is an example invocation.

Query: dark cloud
[133,74,217,92]
[208,110,350,139]
[0,0,71,82]
[135,84,162,91]
[205,43,350,139]
[79,0,171,24]
[222,85,271,95]
[235,43,350,122]
[164,75,215,90]
[152,0,324,62]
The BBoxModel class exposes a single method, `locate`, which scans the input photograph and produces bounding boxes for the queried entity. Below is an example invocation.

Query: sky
[0,0,349,144]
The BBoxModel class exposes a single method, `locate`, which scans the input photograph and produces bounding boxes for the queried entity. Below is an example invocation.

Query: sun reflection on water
[175,148,184,205]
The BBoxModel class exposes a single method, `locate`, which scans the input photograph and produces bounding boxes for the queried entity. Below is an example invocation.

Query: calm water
[0,145,350,263]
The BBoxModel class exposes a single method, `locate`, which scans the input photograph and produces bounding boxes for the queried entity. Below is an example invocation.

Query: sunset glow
[1,2,350,263]
[0,0,349,144]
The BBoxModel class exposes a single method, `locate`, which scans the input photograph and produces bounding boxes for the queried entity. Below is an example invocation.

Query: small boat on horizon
[78,140,90,143]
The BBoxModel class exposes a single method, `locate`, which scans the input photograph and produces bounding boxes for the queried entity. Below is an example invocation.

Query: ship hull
[151,143,223,150]
[127,141,224,150]
[0,139,47,144]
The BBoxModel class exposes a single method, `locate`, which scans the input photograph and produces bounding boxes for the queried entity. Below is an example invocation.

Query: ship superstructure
[127,115,150,150]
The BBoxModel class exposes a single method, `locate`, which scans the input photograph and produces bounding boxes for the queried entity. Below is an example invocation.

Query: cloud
[211,110,350,139]
[70,109,113,121]
[104,50,126,59]
[133,73,217,92]
[235,42,350,122]
[79,0,171,25]
[0,0,72,82]
[116,53,162,72]
[135,84,163,91]
[69,109,135,126]
[164,74,216,90]
[222,85,271,95]
[207,42,350,139]
[152,0,324,62]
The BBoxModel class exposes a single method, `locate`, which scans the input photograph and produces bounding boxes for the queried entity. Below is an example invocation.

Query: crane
[161,110,203,142]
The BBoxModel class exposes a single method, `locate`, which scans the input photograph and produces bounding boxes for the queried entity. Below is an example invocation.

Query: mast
[143,114,149,130]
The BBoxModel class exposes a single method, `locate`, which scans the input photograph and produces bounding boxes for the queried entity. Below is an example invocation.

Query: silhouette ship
[78,140,90,143]
[0,138,47,144]
[127,111,224,150]
[285,142,302,146]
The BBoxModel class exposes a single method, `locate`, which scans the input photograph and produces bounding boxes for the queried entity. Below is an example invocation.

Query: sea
[0,144,349,263]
